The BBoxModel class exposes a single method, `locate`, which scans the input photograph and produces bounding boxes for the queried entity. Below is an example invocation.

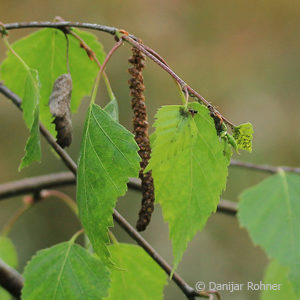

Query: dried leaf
[49,73,72,148]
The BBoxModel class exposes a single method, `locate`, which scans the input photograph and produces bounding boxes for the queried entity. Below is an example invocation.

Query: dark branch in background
[0,258,23,299]
[0,172,74,200]
[230,159,300,174]
[0,171,237,216]
[3,21,234,129]
[216,200,237,216]
[0,84,212,299]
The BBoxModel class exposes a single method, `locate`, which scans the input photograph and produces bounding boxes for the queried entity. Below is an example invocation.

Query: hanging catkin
[128,46,155,232]
[49,73,73,148]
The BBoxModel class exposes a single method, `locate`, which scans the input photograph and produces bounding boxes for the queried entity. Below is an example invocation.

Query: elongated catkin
[49,73,72,148]
[128,46,155,232]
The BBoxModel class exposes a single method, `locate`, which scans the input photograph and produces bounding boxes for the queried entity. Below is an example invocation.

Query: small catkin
[49,73,73,148]
[128,46,155,232]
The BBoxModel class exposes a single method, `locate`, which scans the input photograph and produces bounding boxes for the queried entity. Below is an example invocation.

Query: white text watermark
[195,281,281,293]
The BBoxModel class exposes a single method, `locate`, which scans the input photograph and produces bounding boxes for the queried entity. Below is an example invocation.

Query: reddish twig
[55,17,115,101]
[39,189,78,215]
[3,21,235,129]
[90,38,123,103]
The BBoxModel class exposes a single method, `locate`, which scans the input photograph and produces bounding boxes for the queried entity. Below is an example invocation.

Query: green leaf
[0,28,106,135]
[261,260,297,300]
[233,122,253,152]
[0,235,18,267]
[19,69,41,169]
[146,102,230,270]
[238,171,300,295]
[104,97,119,122]
[77,104,140,264]
[0,236,18,300]
[0,42,41,169]
[105,243,166,300]
[22,241,110,300]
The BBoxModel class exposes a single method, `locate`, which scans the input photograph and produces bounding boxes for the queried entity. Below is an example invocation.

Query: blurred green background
[0,0,300,299]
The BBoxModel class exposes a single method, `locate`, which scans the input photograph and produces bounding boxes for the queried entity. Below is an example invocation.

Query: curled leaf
[233,122,253,152]
[49,73,72,148]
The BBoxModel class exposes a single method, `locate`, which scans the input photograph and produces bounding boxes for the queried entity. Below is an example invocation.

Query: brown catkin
[49,73,73,148]
[128,46,155,232]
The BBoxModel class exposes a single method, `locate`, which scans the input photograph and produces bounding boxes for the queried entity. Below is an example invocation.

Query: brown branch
[67,28,115,100]
[3,21,235,129]
[0,84,210,299]
[216,199,237,216]
[3,21,117,36]
[0,170,237,217]
[230,159,300,174]
[0,259,23,299]
[0,172,74,200]
[123,35,236,129]
[90,38,123,103]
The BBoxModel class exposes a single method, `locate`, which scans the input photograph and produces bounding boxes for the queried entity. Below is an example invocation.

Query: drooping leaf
[105,243,166,300]
[261,260,297,300]
[0,28,106,135]
[77,104,140,264]
[0,236,18,300]
[104,97,119,122]
[238,171,300,295]
[146,102,231,270]
[233,122,253,152]
[20,106,41,170]
[18,67,41,170]
[22,241,110,300]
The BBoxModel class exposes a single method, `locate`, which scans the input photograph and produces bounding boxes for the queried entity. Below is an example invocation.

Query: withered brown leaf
[49,73,73,148]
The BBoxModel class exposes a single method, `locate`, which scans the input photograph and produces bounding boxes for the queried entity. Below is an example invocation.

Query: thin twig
[0,258,23,299]
[0,83,209,298]
[67,25,115,101]
[3,21,235,129]
[1,204,31,236]
[90,38,123,104]
[230,159,300,174]
[3,21,117,35]
[39,189,78,215]
[113,210,206,299]
[216,200,237,216]
[122,35,235,129]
